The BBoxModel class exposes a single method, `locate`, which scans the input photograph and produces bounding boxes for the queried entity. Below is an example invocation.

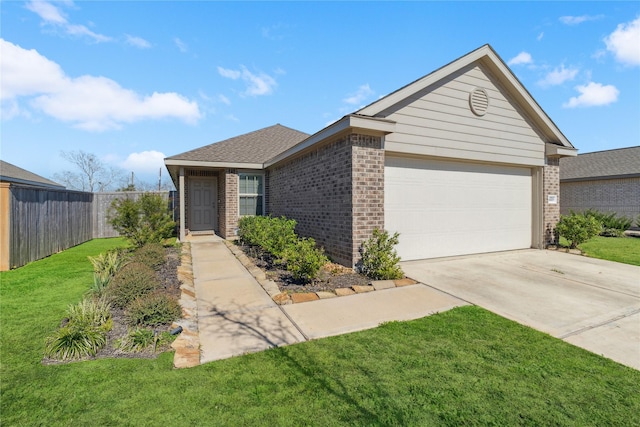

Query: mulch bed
[42,247,183,365]
[239,244,370,293]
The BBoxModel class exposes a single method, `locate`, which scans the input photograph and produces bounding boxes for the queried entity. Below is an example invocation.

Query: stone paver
[316,291,338,299]
[352,285,375,293]
[335,288,356,296]
[291,293,319,303]
[394,278,418,286]
[371,280,396,290]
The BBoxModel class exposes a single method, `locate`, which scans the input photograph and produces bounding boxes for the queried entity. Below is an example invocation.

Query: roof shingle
[166,124,309,165]
[560,146,640,181]
[0,160,65,189]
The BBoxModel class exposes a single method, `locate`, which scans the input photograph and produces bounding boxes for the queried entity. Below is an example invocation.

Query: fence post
[0,183,11,271]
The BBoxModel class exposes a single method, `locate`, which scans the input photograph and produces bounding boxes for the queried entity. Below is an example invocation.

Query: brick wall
[561,177,640,221]
[267,133,384,267]
[543,158,560,245]
[219,169,238,238]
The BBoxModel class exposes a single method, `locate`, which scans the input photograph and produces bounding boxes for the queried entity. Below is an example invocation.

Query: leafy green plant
[117,328,156,352]
[238,215,298,258]
[108,193,175,248]
[66,297,112,331]
[125,292,182,327]
[281,237,328,282]
[88,249,129,295]
[583,209,632,237]
[359,229,403,280]
[132,242,166,270]
[45,323,108,360]
[556,212,602,249]
[107,262,158,309]
[45,297,112,360]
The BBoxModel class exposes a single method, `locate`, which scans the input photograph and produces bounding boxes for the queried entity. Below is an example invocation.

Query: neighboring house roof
[166,124,310,169]
[0,160,65,189]
[560,146,640,181]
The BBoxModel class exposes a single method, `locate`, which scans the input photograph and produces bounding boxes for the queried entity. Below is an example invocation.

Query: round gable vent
[469,87,489,116]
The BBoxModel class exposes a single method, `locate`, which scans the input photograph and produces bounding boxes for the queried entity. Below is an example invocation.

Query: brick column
[350,134,385,267]
[220,169,238,238]
[543,158,560,245]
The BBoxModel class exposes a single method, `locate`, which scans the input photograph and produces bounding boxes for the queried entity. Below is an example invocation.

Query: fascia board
[163,159,264,169]
[265,115,395,168]
[545,143,578,158]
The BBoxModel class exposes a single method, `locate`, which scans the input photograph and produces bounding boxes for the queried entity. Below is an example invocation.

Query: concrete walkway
[188,236,466,363]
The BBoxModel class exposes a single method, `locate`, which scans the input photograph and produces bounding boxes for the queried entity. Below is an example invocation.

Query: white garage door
[385,156,532,260]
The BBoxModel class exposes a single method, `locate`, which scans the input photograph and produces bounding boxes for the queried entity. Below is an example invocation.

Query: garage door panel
[385,156,532,260]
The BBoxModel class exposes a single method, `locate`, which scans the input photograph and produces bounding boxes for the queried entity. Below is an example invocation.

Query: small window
[239,173,264,216]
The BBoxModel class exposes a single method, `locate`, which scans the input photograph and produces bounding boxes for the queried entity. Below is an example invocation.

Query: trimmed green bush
[556,212,602,249]
[109,193,175,248]
[108,262,158,309]
[125,292,181,327]
[281,238,328,281]
[132,242,166,270]
[238,215,297,258]
[359,229,403,280]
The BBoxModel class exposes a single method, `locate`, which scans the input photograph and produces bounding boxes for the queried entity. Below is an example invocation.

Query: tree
[53,150,125,192]
[555,212,602,249]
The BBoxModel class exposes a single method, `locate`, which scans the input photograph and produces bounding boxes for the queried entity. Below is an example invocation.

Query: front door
[189,177,218,232]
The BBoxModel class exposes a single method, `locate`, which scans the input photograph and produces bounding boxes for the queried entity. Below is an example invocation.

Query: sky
[1,1,639,189]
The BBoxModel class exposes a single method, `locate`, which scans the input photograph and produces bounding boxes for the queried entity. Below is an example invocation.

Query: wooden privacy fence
[0,185,169,270]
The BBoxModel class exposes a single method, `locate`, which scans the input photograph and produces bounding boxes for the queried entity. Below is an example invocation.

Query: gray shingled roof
[0,160,65,189]
[560,146,640,181]
[166,124,310,164]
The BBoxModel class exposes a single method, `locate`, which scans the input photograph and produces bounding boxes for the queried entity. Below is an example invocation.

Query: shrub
[281,238,328,282]
[583,209,632,237]
[238,216,297,258]
[109,193,175,248]
[117,328,156,352]
[108,262,158,309]
[45,324,108,360]
[132,243,166,270]
[359,229,403,280]
[88,249,129,295]
[125,292,182,327]
[45,297,112,360]
[556,213,602,249]
[66,297,112,330]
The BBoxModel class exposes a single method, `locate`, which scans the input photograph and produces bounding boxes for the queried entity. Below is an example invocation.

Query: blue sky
[2,1,639,189]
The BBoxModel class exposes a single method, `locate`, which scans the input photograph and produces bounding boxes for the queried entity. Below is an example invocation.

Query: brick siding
[219,169,238,238]
[543,158,560,245]
[267,133,384,267]
[561,177,640,221]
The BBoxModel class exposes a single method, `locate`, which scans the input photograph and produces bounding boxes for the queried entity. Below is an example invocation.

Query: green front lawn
[2,239,639,425]
[579,235,640,266]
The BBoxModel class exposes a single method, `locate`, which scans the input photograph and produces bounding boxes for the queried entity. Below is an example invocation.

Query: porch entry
[189,177,218,232]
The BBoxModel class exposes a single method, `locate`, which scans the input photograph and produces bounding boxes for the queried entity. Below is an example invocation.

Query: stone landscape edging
[170,242,201,369]
[223,240,418,305]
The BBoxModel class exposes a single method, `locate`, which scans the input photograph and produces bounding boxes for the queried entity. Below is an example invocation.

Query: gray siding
[383,64,546,166]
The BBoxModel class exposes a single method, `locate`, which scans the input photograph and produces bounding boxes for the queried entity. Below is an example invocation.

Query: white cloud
[1,39,201,130]
[604,17,640,66]
[25,0,67,24]
[125,34,151,49]
[563,82,619,108]
[538,65,579,87]
[343,84,374,105]
[559,15,603,25]
[217,65,277,96]
[537,32,544,41]
[121,150,166,174]
[174,37,188,52]
[218,94,231,105]
[507,52,533,66]
[25,0,111,43]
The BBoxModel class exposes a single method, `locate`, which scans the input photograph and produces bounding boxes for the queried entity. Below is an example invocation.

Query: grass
[559,235,640,266]
[2,239,639,425]
[579,236,640,266]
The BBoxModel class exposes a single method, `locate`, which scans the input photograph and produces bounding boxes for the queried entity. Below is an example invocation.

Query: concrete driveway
[401,250,640,370]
